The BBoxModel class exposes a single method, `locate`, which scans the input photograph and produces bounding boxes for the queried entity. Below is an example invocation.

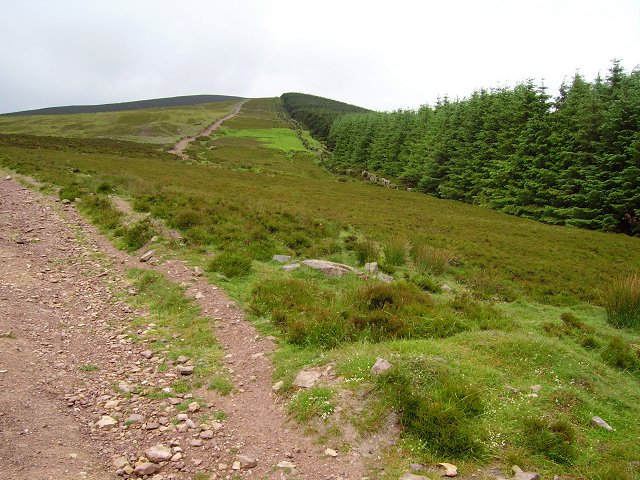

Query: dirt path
[0,175,366,479]
[168,100,250,159]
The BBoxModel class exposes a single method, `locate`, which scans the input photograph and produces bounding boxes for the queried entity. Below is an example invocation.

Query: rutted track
[0,174,365,479]
[168,99,249,159]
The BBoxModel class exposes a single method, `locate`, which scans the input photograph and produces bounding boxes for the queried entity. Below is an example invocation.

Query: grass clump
[601,336,640,372]
[171,207,207,229]
[117,218,156,251]
[78,363,99,372]
[208,375,234,395]
[383,237,407,266]
[377,361,484,458]
[602,274,640,330]
[353,238,378,265]
[288,386,335,423]
[411,244,460,275]
[520,416,577,464]
[78,194,123,230]
[206,251,252,278]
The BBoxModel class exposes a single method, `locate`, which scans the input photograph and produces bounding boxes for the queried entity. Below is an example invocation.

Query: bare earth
[0,175,366,479]
[168,100,249,159]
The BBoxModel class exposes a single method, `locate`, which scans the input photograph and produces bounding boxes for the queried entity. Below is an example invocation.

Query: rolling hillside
[1,95,639,479]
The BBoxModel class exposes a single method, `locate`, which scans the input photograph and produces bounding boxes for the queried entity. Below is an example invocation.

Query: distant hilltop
[2,94,245,116]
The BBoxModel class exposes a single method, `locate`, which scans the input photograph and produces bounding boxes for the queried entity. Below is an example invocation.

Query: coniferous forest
[323,62,640,235]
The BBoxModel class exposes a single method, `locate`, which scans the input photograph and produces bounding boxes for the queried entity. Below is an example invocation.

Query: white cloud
[1,0,638,113]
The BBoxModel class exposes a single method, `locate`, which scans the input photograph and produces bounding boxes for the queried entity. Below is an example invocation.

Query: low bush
[521,416,577,464]
[602,274,640,330]
[410,274,442,293]
[206,251,252,278]
[171,208,207,230]
[78,194,122,230]
[117,218,156,251]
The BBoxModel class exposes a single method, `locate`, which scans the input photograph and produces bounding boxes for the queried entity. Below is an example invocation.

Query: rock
[293,370,321,388]
[324,448,338,457]
[145,422,160,430]
[134,462,159,475]
[5,175,11,180]
[169,398,183,406]
[376,272,394,283]
[139,249,155,262]
[301,259,359,277]
[113,456,129,469]
[512,466,540,480]
[236,455,257,469]
[61,199,71,205]
[140,350,154,359]
[399,474,430,480]
[171,452,183,462]
[104,400,119,409]
[145,445,173,463]
[190,439,203,447]
[530,384,542,393]
[272,380,284,392]
[125,414,145,424]
[364,262,378,273]
[441,284,453,292]
[505,385,520,394]
[177,365,194,375]
[199,430,214,439]
[277,461,296,469]
[176,355,189,364]
[410,463,424,471]
[282,263,300,272]
[194,266,204,277]
[273,255,292,263]
[437,462,458,477]
[591,416,614,431]
[96,415,117,428]
[195,291,204,299]
[370,357,393,375]
[232,461,241,470]
[188,401,200,412]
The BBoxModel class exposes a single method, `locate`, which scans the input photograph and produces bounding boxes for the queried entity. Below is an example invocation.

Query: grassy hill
[0,98,242,144]
[2,94,243,115]
[1,96,639,479]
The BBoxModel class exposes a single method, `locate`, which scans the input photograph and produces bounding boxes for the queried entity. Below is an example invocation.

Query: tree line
[326,62,640,235]
[281,92,370,142]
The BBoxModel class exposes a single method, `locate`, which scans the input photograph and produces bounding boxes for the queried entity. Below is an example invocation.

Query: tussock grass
[411,244,461,275]
[383,236,408,266]
[602,274,640,330]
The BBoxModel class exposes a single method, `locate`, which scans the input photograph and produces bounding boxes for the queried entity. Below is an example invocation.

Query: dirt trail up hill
[0,174,366,479]
[168,99,249,159]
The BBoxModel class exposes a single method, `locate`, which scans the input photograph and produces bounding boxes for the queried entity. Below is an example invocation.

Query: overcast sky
[1,0,639,113]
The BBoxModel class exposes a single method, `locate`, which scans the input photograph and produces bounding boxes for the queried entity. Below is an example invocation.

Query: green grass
[288,386,336,423]
[78,363,100,372]
[0,101,239,143]
[603,274,640,330]
[2,97,640,479]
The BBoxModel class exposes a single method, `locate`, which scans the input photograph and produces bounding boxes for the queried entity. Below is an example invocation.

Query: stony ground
[0,175,365,479]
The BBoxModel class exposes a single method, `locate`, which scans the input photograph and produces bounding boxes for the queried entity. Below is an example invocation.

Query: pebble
[96,415,117,428]
[145,445,173,462]
[134,462,159,475]
[591,416,614,431]
[325,448,338,457]
[236,454,258,469]
[140,350,154,359]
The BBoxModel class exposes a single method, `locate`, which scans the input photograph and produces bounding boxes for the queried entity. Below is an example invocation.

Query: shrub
[184,226,213,246]
[601,336,640,371]
[353,238,378,265]
[59,185,85,201]
[79,194,122,230]
[521,416,577,464]
[411,244,460,275]
[602,274,640,330]
[383,237,407,266]
[118,218,156,251]
[96,181,113,193]
[206,251,252,278]
[172,208,207,230]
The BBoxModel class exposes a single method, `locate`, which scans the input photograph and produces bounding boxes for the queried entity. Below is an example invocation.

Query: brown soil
[0,174,366,479]
[168,100,249,159]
